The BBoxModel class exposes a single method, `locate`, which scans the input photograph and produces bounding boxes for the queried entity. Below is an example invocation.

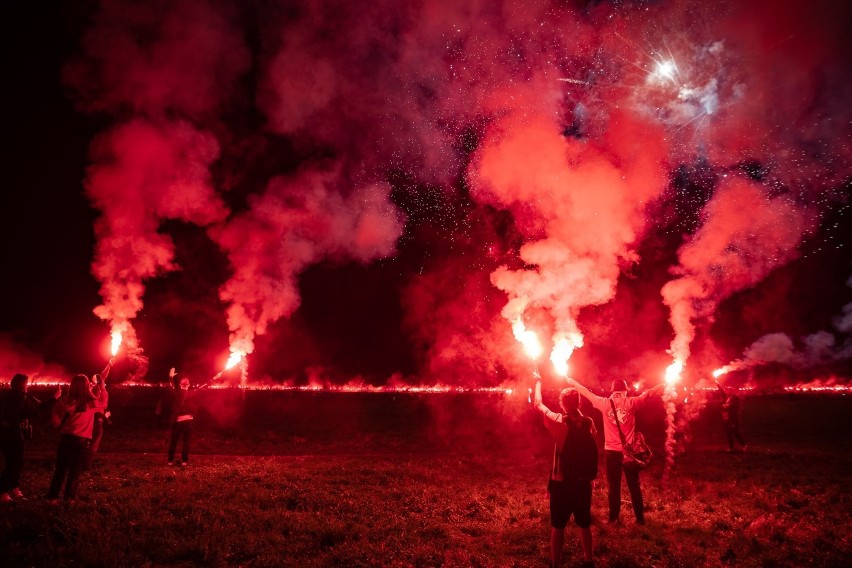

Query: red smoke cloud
[662,175,814,363]
[211,166,404,365]
[58,0,850,385]
[471,108,668,370]
[86,119,229,375]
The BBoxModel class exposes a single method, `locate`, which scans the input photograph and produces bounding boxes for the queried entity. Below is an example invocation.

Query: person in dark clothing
[167,368,196,466]
[533,371,598,568]
[715,380,747,452]
[1,374,59,502]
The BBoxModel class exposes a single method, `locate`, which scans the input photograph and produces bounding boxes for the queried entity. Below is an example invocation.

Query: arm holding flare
[532,370,547,414]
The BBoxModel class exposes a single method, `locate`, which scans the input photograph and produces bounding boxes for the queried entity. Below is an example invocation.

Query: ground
[1,388,850,567]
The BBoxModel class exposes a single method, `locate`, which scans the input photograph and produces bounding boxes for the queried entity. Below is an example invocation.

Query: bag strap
[609,398,630,447]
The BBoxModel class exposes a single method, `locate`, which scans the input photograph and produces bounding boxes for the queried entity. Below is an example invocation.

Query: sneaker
[167,461,175,466]
[180,462,188,467]
[47,498,60,506]
[10,488,27,501]
[0,493,12,503]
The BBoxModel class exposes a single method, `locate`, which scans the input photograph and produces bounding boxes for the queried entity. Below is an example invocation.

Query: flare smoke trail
[52,0,850,389]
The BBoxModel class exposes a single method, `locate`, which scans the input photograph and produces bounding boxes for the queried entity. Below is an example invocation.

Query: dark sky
[2,0,851,388]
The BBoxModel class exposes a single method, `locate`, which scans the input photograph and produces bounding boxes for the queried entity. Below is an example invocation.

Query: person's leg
[168,423,180,463]
[605,450,623,522]
[624,466,644,524]
[47,436,72,500]
[549,481,570,567]
[550,527,565,568]
[725,419,736,450]
[84,419,104,471]
[181,421,191,463]
[574,480,594,562]
[731,419,746,447]
[63,438,88,501]
[0,435,24,494]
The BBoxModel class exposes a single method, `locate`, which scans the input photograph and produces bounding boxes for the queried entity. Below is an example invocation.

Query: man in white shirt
[567,377,662,525]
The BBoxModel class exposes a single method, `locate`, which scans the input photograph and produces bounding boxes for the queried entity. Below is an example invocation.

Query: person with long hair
[46,374,107,504]
[0,374,59,502]
[83,358,114,471]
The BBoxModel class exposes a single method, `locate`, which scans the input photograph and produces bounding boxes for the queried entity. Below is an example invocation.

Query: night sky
[2,0,851,389]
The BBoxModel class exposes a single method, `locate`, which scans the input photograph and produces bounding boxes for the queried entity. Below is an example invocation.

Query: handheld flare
[110,330,123,357]
[664,359,683,387]
[511,318,543,361]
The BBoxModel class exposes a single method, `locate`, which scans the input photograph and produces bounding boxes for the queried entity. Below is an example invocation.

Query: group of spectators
[0,364,196,504]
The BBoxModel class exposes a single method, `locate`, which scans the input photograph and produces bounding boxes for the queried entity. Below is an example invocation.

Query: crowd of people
[2,366,746,566]
[0,362,197,504]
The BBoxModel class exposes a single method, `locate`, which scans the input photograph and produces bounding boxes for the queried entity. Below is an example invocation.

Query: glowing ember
[110,330,123,357]
[511,318,543,360]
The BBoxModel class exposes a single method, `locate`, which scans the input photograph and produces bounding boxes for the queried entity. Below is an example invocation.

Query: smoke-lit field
[2,390,850,567]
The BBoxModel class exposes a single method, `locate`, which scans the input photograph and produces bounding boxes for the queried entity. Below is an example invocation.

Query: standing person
[567,377,663,525]
[47,374,107,504]
[715,380,747,452]
[533,372,598,568]
[0,374,59,502]
[167,368,196,467]
[83,358,114,472]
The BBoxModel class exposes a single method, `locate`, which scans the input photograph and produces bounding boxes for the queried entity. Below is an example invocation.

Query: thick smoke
[85,119,230,375]
[0,334,68,383]
[211,166,405,363]
[60,0,851,386]
[662,175,814,364]
[64,0,250,375]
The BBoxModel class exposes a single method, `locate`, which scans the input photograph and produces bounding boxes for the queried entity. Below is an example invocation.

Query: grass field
[2,389,850,567]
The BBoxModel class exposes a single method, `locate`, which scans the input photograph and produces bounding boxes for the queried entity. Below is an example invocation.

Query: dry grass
[1,391,850,567]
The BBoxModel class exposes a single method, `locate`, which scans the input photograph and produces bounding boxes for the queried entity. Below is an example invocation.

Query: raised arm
[566,376,596,403]
[100,358,115,381]
[637,383,665,400]
[533,371,548,414]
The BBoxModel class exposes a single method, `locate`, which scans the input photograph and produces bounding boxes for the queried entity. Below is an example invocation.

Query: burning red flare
[550,332,583,378]
[664,359,683,386]
[224,350,243,371]
[110,330,123,357]
[511,318,543,361]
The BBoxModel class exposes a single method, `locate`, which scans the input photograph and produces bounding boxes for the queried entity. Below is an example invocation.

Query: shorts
[549,479,592,529]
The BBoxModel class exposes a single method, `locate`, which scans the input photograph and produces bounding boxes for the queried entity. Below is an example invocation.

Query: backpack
[559,415,599,481]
